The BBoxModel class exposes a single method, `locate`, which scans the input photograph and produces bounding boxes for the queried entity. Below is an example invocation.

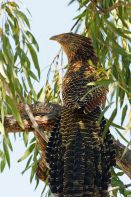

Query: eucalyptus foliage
[69,1,131,196]
[0,0,131,197]
[0,0,40,186]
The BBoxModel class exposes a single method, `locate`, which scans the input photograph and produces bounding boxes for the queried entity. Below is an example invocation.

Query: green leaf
[18,47,30,68]
[37,87,44,100]
[27,43,40,79]
[6,95,23,128]
[3,140,10,168]
[4,136,13,151]
[117,172,124,176]
[2,34,14,65]
[23,132,29,147]
[21,155,32,174]
[5,22,10,35]
[105,20,131,40]
[26,31,39,51]
[1,100,5,124]
[87,79,114,86]
[18,143,35,162]
[122,140,131,159]
[33,146,39,162]
[73,10,86,20]
[7,1,19,8]
[0,159,6,172]
[113,42,131,57]
[34,176,39,190]
[5,6,15,21]
[13,17,20,35]
[0,150,4,158]
[15,10,30,28]
[0,122,5,135]
[98,102,114,122]
[29,71,39,81]
[115,128,128,143]
[121,104,128,125]
[103,108,117,138]
[119,88,125,107]
[29,137,36,144]
[22,69,37,100]
[111,122,125,130]
[30,163,37,183]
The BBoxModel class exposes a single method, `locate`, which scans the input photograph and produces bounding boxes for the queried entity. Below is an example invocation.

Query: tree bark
[1,102,131,180]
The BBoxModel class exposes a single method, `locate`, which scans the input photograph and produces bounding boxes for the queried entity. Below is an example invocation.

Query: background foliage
[0,0,131,196]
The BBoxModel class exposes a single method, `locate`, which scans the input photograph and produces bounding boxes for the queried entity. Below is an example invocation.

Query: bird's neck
[68,60,85,72]
[67,49,97,65]
[67,53,84,65]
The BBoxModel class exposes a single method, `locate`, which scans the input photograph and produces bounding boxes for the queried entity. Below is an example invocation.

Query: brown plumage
[46,33,115,197]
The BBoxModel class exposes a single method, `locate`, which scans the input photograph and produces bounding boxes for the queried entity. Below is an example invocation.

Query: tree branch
[114,140,131,178]
[109,183,131,192]
[90,0,131,14]
[24,103,48,143]
[1,102,131,179]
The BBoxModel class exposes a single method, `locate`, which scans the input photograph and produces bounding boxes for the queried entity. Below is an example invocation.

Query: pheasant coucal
[46,33,115,197]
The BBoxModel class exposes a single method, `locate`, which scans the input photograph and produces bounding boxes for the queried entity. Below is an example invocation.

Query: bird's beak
[50,34,63,42]
[50,35,59,41]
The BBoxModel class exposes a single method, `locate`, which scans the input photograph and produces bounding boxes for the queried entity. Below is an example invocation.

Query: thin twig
[1,102,131,179]
[108,183,131,192]
[70,18,81,32]
[24,103,48,143]
[104,1,131,12]
[50,48,62,66]
[90,0,131,14]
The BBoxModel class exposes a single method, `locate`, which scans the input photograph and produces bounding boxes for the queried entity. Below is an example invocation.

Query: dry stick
[108,183,131,192]
[1,102,131,179]
[103,1,131,12]
[24,103,48,143]
[90,0,131,14]
[24,104,49,171]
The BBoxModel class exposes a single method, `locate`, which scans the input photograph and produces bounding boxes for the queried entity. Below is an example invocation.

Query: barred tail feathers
[100,117,116,196]
[46,118,64,196]
[63,128,96,197]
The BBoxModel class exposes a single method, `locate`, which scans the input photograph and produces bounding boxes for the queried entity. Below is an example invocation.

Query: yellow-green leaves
[18,143,35,162]
[121,104,128,125]
[0,0,40,121]
[17,142,39,185]
[0,149,6,172]
[6,95,23,128]
[68,1,131,195]
[3,140,10,168]
[14,10,30,29]
[26,31,39,51]
[0,122,5,135]
[0,1,40,177]
[27,43,40,79]
[0,0,40,103]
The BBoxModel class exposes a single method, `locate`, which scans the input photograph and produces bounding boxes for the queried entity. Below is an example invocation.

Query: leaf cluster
[0,0,40,186]
[69,0,131,196]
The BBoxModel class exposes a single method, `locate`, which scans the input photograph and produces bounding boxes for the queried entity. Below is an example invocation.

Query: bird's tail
[100,117,116,196]
[46,117,64,197]
[46,114,116,197]
[63,128,97,197]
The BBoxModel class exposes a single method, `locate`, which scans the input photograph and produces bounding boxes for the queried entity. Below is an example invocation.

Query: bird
[46,33,116,197]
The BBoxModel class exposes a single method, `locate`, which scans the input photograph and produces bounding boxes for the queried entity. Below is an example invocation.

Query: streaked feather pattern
[46,33,116,197]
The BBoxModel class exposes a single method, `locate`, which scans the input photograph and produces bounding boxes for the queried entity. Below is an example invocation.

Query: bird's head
[50,33,97,64]
[50,33,76,44]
